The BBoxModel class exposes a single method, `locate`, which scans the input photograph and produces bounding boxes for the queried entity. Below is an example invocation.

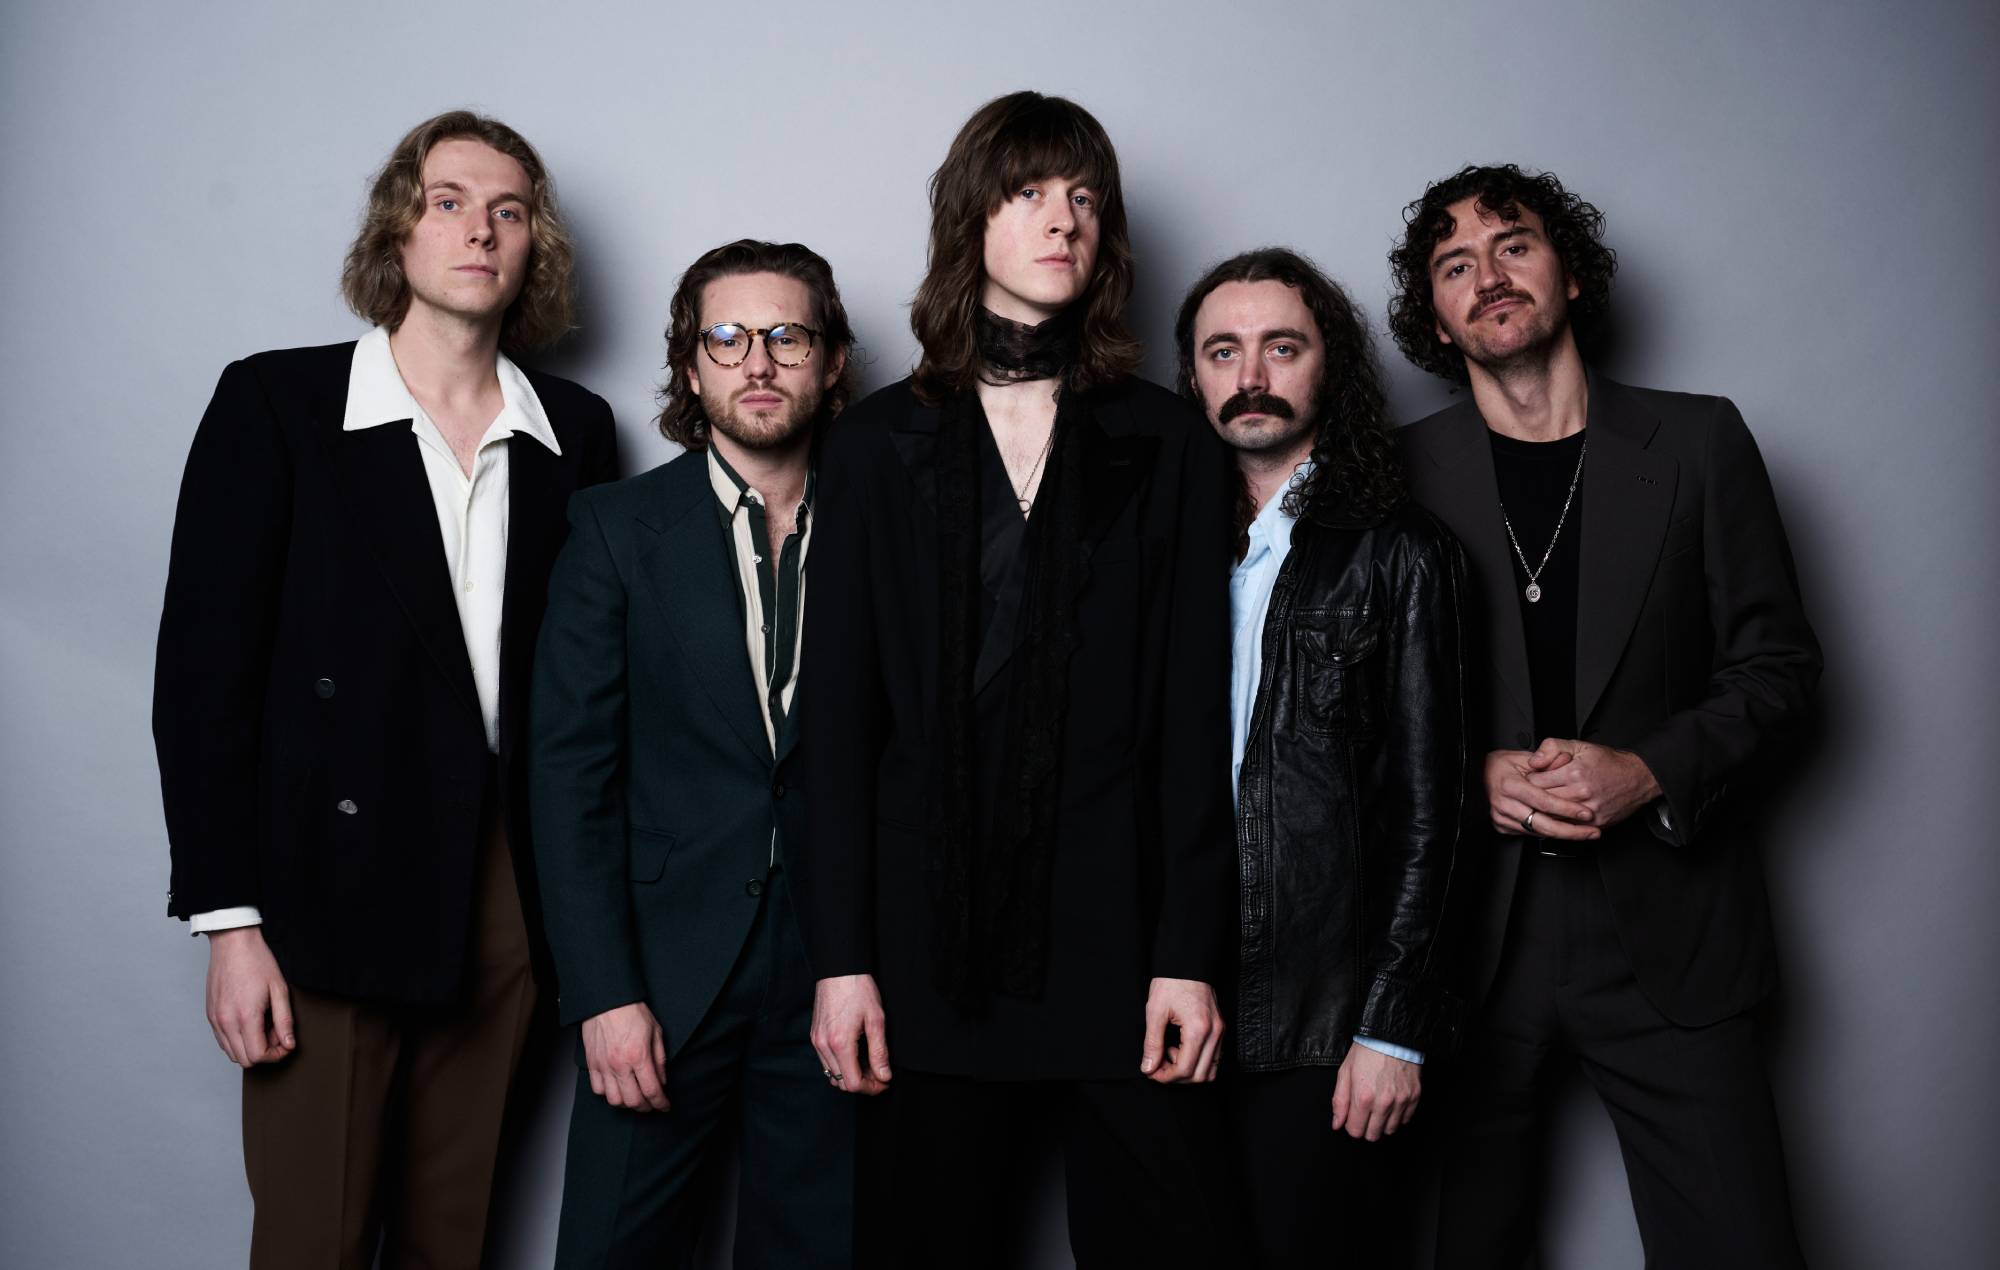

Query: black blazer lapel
[633,460,773,768]
[499,433,566,746]
[1574,380,1676,730]
[888,398,941,523]
[331,414,482,725]
[1414,403,1536,744]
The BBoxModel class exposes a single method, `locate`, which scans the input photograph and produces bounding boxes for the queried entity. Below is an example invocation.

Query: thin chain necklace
[1499,436,1586,604]
[1010,419,1057,514]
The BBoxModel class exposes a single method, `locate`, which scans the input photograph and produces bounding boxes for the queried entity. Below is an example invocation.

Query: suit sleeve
[1627,399,1822,845]
[1147,422,1237,984]
[1356,526,1473,1052]
[530,490,648,1025]
[793,419,883,978]
[154,360,293,919]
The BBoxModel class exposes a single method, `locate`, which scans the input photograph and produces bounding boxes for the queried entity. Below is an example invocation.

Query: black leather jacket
[1233,498,1474,1070]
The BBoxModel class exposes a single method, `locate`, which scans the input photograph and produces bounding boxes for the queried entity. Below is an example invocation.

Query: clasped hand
[1485,738,1661,840]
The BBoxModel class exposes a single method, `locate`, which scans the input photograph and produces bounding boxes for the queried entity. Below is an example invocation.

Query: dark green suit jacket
[530,450,801,1055]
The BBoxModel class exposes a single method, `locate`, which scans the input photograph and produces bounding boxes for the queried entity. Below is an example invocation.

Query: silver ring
[821,1068,834,1080]
[1522,811,1537,834]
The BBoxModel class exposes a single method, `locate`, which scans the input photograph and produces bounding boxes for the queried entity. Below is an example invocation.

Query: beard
[1209,386,1317,456]
[1451,289,1569,375]
[702,380,824,451]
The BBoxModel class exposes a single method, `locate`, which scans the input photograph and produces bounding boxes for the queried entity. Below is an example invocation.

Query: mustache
[1217,390,1296,425]
[1472,289,1533,320]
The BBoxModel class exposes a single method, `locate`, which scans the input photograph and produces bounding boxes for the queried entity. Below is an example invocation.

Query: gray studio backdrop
[3,0,1995,1265]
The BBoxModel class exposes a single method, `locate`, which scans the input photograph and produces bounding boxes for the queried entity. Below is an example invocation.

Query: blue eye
[438,199,458,212]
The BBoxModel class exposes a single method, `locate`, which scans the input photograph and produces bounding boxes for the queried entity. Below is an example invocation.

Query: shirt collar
[1246,458,1314,545]
[341,326,561,455]
[707,443,814,518]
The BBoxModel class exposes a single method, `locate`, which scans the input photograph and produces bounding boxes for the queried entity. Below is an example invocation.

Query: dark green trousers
[554,866,856,1268]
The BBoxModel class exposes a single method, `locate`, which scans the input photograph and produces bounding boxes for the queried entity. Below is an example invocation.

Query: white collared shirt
[191,326,560,935]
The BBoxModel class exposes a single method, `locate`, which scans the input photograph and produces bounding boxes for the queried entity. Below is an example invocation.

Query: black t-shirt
[1489,429,1587,741]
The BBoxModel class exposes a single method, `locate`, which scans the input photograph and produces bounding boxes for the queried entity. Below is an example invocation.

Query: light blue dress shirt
[1229,466,1423,1066]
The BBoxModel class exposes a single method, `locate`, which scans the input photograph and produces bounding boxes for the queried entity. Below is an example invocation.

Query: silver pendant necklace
[1010,419,1058,514]
[1499,436,1586,604]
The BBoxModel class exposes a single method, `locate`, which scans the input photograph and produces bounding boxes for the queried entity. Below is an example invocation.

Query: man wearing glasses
[531,239,858,1266]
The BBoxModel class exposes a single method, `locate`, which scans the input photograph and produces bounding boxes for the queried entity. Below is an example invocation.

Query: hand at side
[1139,977,1225,1083]
[811,974,893,1095]
[206,926,294,1067]
[581,1001,670,1111]
[1332,1043,1421,1140]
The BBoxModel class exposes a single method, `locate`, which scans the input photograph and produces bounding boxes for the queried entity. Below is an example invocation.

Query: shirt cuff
[1354,1035,1424,1065]
[190,906,262,935]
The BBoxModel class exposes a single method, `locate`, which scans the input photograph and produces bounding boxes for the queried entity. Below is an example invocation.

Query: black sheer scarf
[930,310,1089,1009]
[975,305,1082,384]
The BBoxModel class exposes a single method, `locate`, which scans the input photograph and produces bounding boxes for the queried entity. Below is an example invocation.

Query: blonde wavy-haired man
[154,110,617,1267]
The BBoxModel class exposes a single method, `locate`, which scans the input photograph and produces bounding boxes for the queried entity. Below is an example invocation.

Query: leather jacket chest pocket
[1293,607,1384,737]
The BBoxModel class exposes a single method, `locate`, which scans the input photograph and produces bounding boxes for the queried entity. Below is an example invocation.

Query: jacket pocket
[627,827,677,883]
[1293,607,1384,736]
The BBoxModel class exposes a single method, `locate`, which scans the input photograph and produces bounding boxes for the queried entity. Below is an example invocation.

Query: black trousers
[553,866,855,1269]
[1227,1064,1426,1268]
[858,1068,1234,1269]
[1434,853,1806,1269]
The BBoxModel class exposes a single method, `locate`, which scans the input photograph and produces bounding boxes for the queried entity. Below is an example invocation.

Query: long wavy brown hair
[909,92,1140,404]
[340,110,576,354]
[654,239,857,450]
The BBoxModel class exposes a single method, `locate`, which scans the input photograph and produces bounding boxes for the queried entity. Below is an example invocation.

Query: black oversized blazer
[794,375,1238,1080]
[153,340,618,1004]
[1398,375,1821,1026]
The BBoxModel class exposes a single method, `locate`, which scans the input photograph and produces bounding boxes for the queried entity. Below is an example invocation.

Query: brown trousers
[241,821,540,1270]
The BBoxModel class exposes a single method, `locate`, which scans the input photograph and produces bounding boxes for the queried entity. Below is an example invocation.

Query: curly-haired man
[1390,163,1817,1268]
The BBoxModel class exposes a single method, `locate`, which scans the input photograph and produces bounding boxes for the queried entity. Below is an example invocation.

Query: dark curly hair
[1174,247,1406,534]
[909,91,1141,404]
[1386,163,1618,383]
[655,238,857,449]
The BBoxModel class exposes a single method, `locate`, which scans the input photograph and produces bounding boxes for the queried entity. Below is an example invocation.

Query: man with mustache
[1176,248,1471,1268]
[1389,164,1817,1266]
[531,240,858,1267]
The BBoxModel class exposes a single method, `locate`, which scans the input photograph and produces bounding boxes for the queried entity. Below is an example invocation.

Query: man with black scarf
[796,92,1237,1267]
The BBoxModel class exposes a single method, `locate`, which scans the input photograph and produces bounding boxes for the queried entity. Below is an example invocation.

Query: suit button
[336,799,358,815]
[772,781,786,799]
[315,678,336,699]
[745,879,764,897]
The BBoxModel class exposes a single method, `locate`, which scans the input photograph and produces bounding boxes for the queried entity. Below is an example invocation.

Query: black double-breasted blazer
[153,341,618,1004]
[795,376,1238,1079]
[1399,375,1821,1026]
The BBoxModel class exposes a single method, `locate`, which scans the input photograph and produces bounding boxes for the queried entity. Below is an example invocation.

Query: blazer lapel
[633,460,772,768]
[888,399,941,523]
[1573,379,1676,731]
[330,411,482,725]
[499,433,566,744]
[1413,402,1536,745]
